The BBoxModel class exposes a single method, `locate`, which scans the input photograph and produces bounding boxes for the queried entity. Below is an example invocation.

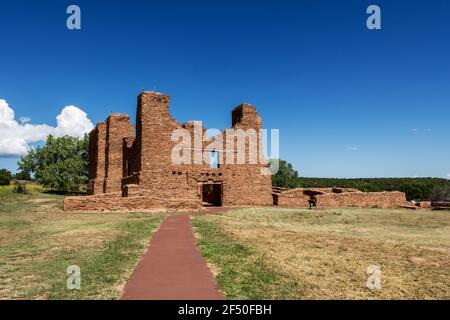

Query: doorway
[201,183,222,206]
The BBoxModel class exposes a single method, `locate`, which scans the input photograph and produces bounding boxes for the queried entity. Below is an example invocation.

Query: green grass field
[193,207,450,299]
[2,185,449,299]
[0,186,165,299]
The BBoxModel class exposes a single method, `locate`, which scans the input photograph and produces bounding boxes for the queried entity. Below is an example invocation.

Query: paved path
[121,214,224,300]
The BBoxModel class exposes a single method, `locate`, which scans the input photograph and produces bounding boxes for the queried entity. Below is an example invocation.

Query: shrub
[0,169,13,186]
[13,181,28,194]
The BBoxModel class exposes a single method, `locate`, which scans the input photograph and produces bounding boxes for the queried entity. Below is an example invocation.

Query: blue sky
[0,0,449,178]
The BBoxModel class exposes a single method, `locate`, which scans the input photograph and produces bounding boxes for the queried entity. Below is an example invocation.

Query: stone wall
[103,114,134,193]
[65,91,273,211]
[431,201,450,210]
[87,122,106,195]
[63,191,200,212]
[273,188,310,207]
[274,188,407,209]
[317,191,407,208]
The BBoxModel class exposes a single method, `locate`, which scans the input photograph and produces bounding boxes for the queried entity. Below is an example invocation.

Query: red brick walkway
[121,214,224,300]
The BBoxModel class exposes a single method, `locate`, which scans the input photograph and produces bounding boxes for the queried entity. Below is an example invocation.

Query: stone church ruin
[64,92,273,211]
[64,91,407,211]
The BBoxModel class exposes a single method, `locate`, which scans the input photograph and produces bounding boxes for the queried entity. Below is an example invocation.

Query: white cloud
[446,173,450,180]
[0,99,94,157]
[347,146,358,151]
[54,105,94,138]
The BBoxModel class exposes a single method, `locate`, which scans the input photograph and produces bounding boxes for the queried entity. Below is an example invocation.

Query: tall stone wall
[221,104,272,206]
[132,92,200,205]
[87,122,106,195]
[103,114,134,193]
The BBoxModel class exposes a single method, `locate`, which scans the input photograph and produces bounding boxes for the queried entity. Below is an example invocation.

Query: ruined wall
[222,167,273,206]
[231,103,262,129]
[130,92,200,204]
[63,191,201,212]
[131,93,272,207]
[274,188,407,209]
[87,122,106,195]
[273,188,310,208]
[431,201,450,210]
[103,114,134,193]
[65,92,273,211]
[317,191,407,208]
[220,104,272,206]
[136,93,180,174]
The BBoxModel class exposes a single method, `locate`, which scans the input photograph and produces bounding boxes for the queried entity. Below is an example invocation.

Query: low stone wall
[273,189,310,207]
[416,201,432,209]
[274,188,407,209]
[316,191,407,209]
[431,201,450,210]
[63,191,201,212]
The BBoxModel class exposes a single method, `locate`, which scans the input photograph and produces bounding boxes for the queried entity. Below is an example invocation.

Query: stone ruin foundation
[272,187,408,209]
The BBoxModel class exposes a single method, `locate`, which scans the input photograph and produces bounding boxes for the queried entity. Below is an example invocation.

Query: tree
[429,185,450,202]
[0,169,13,186]
[14,171,32,181]
[17,134,89,192]
[271,159,299,188]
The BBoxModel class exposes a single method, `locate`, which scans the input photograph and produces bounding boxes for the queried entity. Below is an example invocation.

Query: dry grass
[197,207,450,299]
[0,191,166,299]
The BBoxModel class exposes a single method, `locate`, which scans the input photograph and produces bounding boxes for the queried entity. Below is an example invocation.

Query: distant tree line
[272,159,450,201]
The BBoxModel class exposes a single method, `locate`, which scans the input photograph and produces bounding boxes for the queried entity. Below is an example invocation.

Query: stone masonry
[272,187,407,209]
[64,92,273,211]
